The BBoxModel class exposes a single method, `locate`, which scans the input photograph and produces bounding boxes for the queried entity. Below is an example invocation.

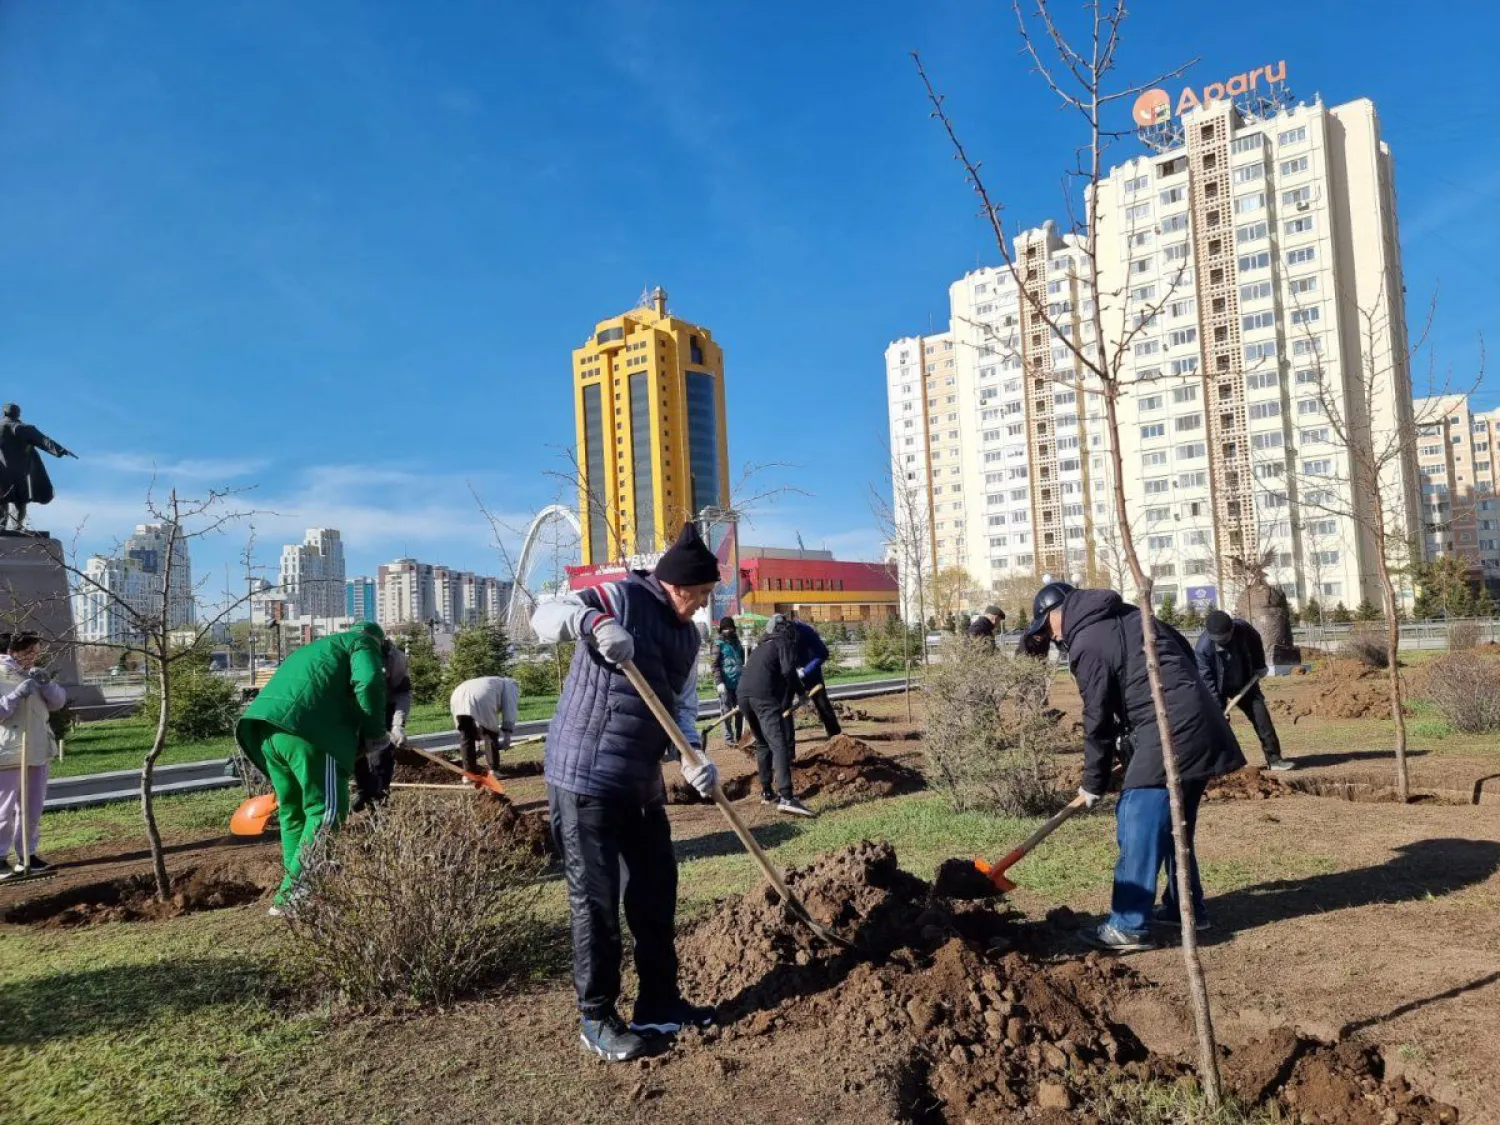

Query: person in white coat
[449,675,520,777]
[0,632,68,877]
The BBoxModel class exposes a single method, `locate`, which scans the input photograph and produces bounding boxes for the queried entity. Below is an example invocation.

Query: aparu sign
[1133,61,1289,127]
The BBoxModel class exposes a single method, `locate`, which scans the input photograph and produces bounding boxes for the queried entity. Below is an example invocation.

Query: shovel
[619,659,850,949]
[974,793,1090,893]
[409,744,506,796]
[1223,674,1263,720]
[784,681,826,719]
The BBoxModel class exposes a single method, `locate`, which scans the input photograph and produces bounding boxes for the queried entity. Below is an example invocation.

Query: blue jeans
[1108,781,1208,935]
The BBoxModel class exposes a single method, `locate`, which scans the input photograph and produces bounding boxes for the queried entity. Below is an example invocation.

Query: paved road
[45,677,915,811]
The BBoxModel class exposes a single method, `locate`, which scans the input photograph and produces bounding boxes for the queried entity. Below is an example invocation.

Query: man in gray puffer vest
[532,522,721,1062]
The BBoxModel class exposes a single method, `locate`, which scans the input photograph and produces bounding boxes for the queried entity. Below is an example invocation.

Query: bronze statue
[0,404,76,533]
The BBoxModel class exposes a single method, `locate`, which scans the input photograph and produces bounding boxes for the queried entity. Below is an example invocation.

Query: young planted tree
[914,2,1228,1100]
[443,621,511,694]
[1287,289,1484,802]
[59,485,265,899]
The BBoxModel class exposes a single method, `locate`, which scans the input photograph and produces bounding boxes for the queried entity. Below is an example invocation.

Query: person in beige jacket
[449,675,519,777]
[0,632,68,877]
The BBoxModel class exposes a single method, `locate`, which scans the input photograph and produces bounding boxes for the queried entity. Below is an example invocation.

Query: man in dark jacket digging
[1022,583,1245,952]
[1195,610,1293,771]
[738,614,820,818]
[967,605,1006,651]
[531,522,721,1062]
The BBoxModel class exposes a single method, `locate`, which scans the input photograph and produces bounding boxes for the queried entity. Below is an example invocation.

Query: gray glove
[589,616,635,665]
[26,668,51,686]
[12,679,38,700]
[500,730,513,753]
[681,756,719,798]
[1077,786,1100,809]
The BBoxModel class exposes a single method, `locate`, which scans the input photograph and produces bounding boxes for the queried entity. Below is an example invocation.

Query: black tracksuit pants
[547,786,679,1018]
[800,669,842,737]
[456,714,503,774]
[742,691,798,800]
[1232,686,1282,763]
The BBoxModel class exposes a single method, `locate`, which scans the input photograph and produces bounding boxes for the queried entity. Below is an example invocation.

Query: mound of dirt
[793,735,926,801]
[1270,658,1404,722]
[392,745,463,785]
[833,703,874,723]
[673,843,1455,1123]
[1206,767,1297,801]
[666,773,754,804]
[479,795,555,859]
[3,854,280,928]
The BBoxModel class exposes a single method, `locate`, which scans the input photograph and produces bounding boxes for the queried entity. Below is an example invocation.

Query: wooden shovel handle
[982,793,1090,876]
[783,680,826,718]
[619,661,809,916]
[410,744,505,795]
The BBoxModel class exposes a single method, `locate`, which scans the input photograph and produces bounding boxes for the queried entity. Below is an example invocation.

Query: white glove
[715,683,728,699]
[796,666,809,682]
[1077,787,1100,809]
[388,725,408,750]
[12,679,38,700]
[589,616,635,664]
[681,756,719,798]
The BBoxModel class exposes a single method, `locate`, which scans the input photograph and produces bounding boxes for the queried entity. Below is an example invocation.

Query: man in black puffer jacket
[532,523,722,1062]
[1022,584,1244,952]
[1196,610,1293,771]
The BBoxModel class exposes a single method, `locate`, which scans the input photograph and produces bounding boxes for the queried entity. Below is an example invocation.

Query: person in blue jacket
[531,522,721,1063]
[710,616,745,744]
[789,614,842,736]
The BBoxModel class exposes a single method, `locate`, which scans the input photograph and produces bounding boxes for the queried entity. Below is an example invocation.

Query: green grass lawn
[53,667,898,779]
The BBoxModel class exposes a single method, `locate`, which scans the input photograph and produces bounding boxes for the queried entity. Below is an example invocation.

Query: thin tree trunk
[1103,389,1223,1105]
[1370,497,1410,802]
[143,649,171,899]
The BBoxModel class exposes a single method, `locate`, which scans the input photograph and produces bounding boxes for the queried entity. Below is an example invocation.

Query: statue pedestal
[0,531,106,707]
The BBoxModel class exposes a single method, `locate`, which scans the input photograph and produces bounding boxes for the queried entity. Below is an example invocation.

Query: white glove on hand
[681,756,719,798]
[715,683,728,699]
[1077,787,1101,809]
[589,616,635,664]
[388,725,408,750]
[13,678,38,700]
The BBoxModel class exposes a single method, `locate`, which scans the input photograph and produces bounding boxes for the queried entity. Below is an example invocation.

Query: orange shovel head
[463,771,506,796]
[231,793,279,836]
[973,848,1024,894]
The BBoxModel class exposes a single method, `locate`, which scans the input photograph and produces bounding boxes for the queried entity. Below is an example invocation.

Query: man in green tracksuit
[235,622,389,911]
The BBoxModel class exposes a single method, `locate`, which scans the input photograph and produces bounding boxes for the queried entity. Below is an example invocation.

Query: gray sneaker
[776,796,816,818]
[1265,756,1296,772]
[1080,922,1155,953]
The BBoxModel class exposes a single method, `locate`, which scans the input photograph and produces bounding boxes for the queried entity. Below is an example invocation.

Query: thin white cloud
[91,451,271,479]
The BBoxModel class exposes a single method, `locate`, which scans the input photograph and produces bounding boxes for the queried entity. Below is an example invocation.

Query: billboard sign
[1186,585,1219,611]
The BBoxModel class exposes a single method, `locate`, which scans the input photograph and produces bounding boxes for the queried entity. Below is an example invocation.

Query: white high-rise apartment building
[377,558,512,629]
[124,522,194,628]
[886,93,1418,615]
[886,226,1111,614]
[73,556,161,645]
[1097,95,1418,612]
[1413,395,1500,588]
[279,529,346,619]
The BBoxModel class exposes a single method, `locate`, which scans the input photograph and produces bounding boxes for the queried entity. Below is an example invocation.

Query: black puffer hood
[1061,588,1125,647]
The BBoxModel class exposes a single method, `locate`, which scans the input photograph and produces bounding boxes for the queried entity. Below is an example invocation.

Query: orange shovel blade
[230,793,279,836]
[973,847,1025,893]
[463,771,506,796]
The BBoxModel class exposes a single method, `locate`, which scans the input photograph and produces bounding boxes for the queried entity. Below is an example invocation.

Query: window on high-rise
[1278,125,1307,145]
[1233,192,1266,214]
[1282,186,1313,207]
[1280,156,1310,176]
[1230,133,1264,154]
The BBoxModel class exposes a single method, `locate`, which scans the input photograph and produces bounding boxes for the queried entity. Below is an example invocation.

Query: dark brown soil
[2,854,281,928]
[793,734,926,800]
[672,842,1456,1123]
[1206,766,1298,801]
[932,856,1005,899]
[1269,658,1408,722]
[478,794,556,859]
[666,774,754,805]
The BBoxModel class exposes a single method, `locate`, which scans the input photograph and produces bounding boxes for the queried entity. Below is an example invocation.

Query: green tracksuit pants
[259,730,349,901]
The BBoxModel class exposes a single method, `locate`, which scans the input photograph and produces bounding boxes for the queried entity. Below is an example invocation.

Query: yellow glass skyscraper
[573,288,730,565]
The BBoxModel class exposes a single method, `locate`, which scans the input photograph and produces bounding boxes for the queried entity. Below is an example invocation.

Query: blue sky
[2,0,1495,603]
